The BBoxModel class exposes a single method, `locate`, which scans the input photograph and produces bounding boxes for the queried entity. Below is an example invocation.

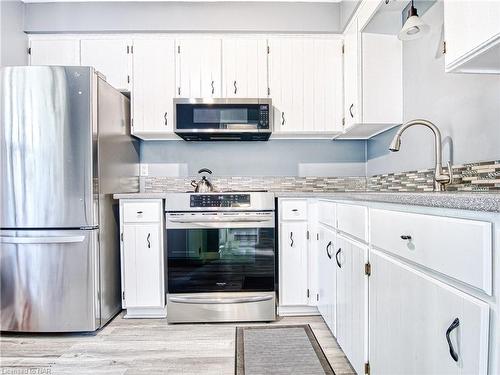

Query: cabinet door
[269,37,343,134]
[29,39,80,66]
[280,221,308,306]
[132,39,176,137]
[122,224,164,308]
[444,0,500,71]
[370,250,489,375]
[318,226,337,335]
[222,38,268,98]
[80,39,130,91]
[336,236,367,375]
[176,39,222,98]
[343,19,360,128]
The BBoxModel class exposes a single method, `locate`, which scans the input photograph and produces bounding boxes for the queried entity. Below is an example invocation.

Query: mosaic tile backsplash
[142,160,500,193]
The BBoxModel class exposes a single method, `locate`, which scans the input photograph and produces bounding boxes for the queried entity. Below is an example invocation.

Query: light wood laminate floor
[0,314,355,375]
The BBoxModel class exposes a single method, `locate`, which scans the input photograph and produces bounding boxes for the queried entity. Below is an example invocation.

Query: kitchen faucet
[389,119,452,191]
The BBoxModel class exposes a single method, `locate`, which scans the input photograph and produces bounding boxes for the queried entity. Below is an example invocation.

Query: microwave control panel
[258,105,270,129]
[190,194,251,208]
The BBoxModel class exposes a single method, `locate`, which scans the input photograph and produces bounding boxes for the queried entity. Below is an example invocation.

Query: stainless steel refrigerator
[0,66,139,332]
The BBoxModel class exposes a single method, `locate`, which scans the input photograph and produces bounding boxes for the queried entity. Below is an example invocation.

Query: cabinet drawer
[123,201,162,223]
[337,203,367,242]
[280,199,308,221]
[318,200,336,228]
[370,209,492,294]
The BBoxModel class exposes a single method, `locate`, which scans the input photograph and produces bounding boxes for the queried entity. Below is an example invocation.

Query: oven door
[166,212,275,294]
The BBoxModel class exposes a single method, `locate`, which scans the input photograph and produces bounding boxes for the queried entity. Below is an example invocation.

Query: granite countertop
[114,191,500,213]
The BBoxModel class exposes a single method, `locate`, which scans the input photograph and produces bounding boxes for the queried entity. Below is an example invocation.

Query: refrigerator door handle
[0,235,86,244]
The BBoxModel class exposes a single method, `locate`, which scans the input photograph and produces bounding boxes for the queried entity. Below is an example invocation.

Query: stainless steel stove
[164,192,276,323]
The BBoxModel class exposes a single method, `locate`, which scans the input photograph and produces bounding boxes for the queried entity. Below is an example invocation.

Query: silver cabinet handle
[211,80,215,95]
[349,103,354,118]
[164,112,168,126]
[281,112,285,126]
[0,236,85,244]
[169,295,273,304]
[290,231,294,247]
[234,80,237,95]
[146,233,151,248]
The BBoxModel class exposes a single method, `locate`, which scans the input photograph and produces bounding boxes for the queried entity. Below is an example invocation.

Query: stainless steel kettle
[191,168,214,193]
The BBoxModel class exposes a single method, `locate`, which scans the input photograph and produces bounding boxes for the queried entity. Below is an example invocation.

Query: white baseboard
[123,306,167,319]
[278,305,320,316]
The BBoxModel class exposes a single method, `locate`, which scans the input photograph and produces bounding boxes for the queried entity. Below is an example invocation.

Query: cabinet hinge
[307,230,310,240]
[267,45,270,54]
[307,289,310,298]
[27,47,31,55]
[120,232,123,241]
[365,262,371,276]
[364,362,370,375]
[177,45,181,54]
[122,291,125,300]
[442,41,447,54]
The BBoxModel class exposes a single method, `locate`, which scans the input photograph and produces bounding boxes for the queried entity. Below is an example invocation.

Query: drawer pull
[335,248,342,268]
[292,209,298,212]
[137,211,143,214]
[326,241,332,259]
[146,233,151,249]
[400,235,412,240]
[446,318,460,362]
[290,232,294,247]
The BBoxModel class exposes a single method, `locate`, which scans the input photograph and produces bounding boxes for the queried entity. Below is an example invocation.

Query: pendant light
[398,0,430,41]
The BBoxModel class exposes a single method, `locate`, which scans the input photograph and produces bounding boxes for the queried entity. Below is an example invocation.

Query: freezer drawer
[0,229,100,332]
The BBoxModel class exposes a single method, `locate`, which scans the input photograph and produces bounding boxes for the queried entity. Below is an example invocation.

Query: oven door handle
[169,295,274,304]
[167,217,272,223]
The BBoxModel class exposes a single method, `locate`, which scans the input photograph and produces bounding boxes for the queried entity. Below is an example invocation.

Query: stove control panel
[190,194,251,208]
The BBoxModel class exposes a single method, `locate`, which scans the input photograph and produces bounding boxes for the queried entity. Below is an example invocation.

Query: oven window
[175,104,262,130]
[167,228,275,293]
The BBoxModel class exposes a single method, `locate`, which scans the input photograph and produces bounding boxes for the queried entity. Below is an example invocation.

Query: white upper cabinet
[444,0,500,73]
[222,38,268,98]
[80,39,131,91]
[343,19,360,129]
[131,38,177,139]
[342,0,403,131]
[176,38,222,98]
[29,39,80,66]
[268,37,344,135]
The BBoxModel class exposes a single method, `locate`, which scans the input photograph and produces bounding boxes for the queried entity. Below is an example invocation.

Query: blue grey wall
[367,1,500,175]
[1,0,27,66]
[141,139,366,177]
[24,1,343,33]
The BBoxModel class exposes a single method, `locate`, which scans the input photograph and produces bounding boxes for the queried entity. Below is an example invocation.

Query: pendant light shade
[398,0,430,41]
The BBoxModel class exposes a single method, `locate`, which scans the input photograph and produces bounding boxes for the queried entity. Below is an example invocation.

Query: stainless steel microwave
[173,98,273,141]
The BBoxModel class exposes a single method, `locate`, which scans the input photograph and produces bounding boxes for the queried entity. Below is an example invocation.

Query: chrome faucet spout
[388,119,451,191]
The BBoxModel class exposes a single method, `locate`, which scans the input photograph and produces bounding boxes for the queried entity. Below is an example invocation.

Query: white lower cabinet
[370,250,490,375]
[279,199,319,315]
[120,199,166,318]
[336,235,368,375]
[280,221,309,307]
[318,225,337,335]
